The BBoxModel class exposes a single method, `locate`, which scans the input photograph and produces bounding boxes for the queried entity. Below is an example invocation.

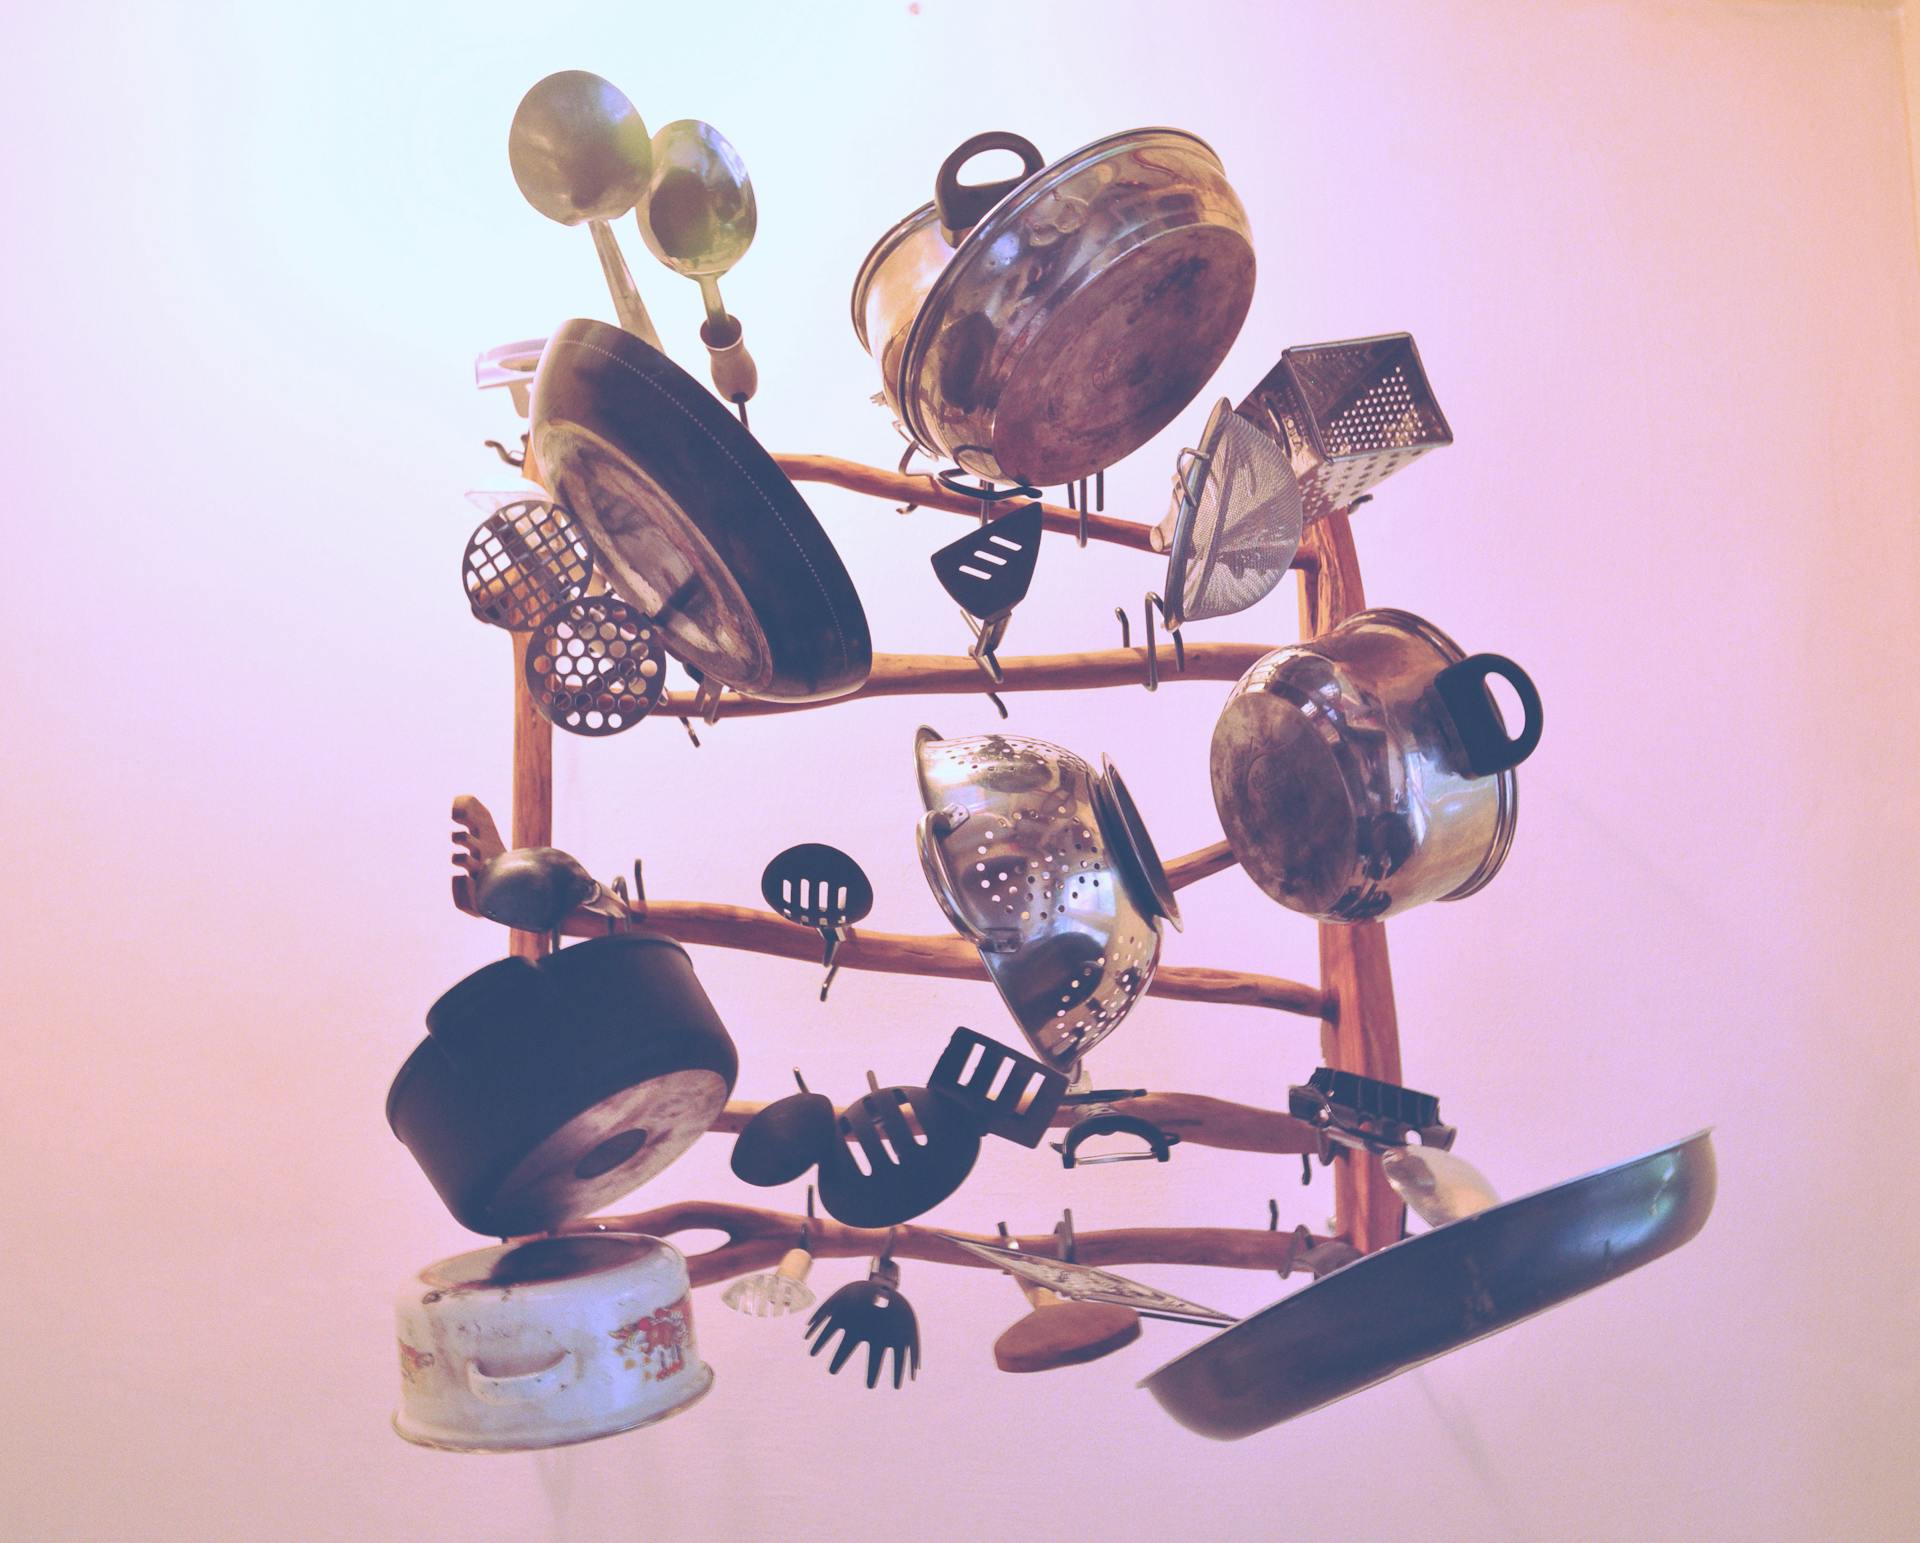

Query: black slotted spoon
[760,844,874,1000]
[929,501,1042,679]
[817,1075,981,1228]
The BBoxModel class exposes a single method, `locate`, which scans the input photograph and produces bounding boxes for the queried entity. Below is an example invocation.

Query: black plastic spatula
[929,502,1043,677]
[761,844,874,1000]
[731,1070,837,1187]
[928,1027,1067,1149]
[818,1077,981,1227]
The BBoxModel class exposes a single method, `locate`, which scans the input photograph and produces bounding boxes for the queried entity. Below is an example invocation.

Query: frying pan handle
[935,132,1046,245]
[916,806,1021,954]
[466,1349,573,1404]
[1434,653,1544,775]
[700,314,759,406]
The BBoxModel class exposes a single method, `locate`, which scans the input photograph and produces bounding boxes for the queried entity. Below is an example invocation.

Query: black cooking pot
[387,934,738,1236]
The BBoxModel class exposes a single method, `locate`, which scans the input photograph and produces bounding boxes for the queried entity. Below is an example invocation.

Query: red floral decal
[609,1293,693,1380]
[398,1341,435,1382]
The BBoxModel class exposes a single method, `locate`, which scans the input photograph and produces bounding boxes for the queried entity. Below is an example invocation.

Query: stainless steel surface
[636,119,759,403]
[1142,1130,1717,1440]
[897,128,1256,486]
[940,1236,1235,1327]
[1154,398,1305,628]
[507,71,663,348]
[1253,333,1452,520]
[1209,609,1528,921]
[913,727,1174,1069]
[466,845,623,934]
[1381,1145,1501,1228]
[850,200,957,431]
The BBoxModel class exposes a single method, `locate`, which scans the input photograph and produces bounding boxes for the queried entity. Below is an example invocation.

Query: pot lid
[421,1233,665,1292]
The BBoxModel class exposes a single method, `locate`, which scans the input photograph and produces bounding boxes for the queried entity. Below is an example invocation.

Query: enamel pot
[1209,609,1543,923]
[386,934,738,1236]
[393,1232,712,1452]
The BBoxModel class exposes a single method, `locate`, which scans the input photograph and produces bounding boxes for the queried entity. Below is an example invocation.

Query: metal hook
[865,1069,881,1095]
[818,925,850,1002]
[799,1183,816,1251]
[1053,1208,1076,1263]
[793,1068,811,1094]
[678,717,701,748]
[894,439,921,515]
[483,436,527,470]
[691,675,725,726]
[630,859,645,906]
[735,398,750,431]
[1140,593,1186,692]
[1114,606,1131,650]
[984,687,1009,720]
[1095,468,1104,513]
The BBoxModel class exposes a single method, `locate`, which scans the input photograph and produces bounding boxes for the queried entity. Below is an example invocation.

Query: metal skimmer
[1152,398,1304,629]
[462,499,594,632]
[523,595,667,736]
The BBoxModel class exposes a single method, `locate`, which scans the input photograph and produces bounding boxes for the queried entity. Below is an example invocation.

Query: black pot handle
[1434,653,1543,775]
[935,131,1046,245]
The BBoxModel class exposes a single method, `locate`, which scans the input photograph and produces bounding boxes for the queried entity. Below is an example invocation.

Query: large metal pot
[853,129,1255,487]
[394,1232,711,1452]
[387,934,738,1236]
[1210,610,1543,922]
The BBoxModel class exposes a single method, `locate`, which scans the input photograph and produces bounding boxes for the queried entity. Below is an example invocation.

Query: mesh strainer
[1151,399,1305,629]
[1268,332,1452,519]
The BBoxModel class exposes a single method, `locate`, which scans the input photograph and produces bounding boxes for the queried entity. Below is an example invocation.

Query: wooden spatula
[993,1280,1140,1373]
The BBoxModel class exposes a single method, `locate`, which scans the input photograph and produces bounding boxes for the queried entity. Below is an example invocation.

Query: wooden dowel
[1164,840,1239,891]
[563,1199,1332,1288]
[711,1091,1321,1156]
[507,634,552,962]
[654,643,1270,720]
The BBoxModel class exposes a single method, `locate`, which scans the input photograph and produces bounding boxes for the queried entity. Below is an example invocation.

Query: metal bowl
[913,727,1178,1070]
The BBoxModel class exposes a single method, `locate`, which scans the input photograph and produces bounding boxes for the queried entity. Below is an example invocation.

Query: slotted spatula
[817,1077,981,1228]
[927,1027,1067,1149]
[760,844,874,1000]
[929,502,1042,678]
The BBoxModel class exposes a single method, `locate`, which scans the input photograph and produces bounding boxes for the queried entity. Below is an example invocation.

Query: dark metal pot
[853,128,1255,487]
[1209,609,1543,922]
[387,934,738,1236]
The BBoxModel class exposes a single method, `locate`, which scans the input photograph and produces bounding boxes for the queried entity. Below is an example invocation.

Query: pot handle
[916,806,1021,954]
[935,132,1046,245]
[465,1349,572,1404]
[1434,653,1544,775]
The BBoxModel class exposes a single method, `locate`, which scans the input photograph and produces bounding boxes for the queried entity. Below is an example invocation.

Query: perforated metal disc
[523,595,667,737]
[463,499,594,631]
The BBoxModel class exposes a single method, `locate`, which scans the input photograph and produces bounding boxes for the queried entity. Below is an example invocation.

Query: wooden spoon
[993,1280,1140,1374]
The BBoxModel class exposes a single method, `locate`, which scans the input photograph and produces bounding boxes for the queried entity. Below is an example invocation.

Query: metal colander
[1269,333,1452,517]
[1153,398,1305,628]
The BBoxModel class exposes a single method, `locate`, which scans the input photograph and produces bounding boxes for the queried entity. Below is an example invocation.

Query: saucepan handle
[916,806,1021,954]
[1434,653,1544,775]
[466,1349,572,1404]
[935,132,1046,245]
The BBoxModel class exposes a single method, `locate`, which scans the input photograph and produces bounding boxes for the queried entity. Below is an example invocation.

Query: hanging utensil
[507,70,663,348]
[460,844,625,940]
[817,1074,981,1228]
[1288,1068,1458,1153]
[1380,1146,1501,1229]
[926,1027,1066,1149]
[759,844,874,1000]
[523,594,669,737]
[804,1241,921,1389]
[928,501,1042,680]
[1142,1131,1718,1440]
[939,1234,1235,1329]
[531,317,872,702]
[730,1072,837,1188]
[984,1222,1140,1373]
[635,119,759,416]
[474,337,549,418]
[723,1192,818,1318]
[462,499,593,632]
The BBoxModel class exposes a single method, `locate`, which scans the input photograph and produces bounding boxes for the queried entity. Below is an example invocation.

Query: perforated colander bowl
[913,727,1177,1070]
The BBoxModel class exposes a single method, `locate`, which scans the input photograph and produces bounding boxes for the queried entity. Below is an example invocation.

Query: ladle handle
[588,218,664,350]
[700,313,759,406]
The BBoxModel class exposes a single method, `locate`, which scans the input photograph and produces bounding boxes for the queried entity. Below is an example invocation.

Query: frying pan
[1141,1130,1716,1439]
[530,317,872,702]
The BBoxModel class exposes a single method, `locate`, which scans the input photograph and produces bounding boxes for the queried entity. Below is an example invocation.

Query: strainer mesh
[1178,409,1305,625]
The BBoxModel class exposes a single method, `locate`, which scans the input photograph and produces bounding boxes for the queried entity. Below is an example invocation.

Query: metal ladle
[507,70,664,350]
[636,119,759,415]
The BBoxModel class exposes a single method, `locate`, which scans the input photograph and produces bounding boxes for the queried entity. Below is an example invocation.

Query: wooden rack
[472,360,1405,1276]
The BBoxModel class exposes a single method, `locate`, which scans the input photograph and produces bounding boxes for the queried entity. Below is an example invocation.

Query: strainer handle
[916,806,1019,953]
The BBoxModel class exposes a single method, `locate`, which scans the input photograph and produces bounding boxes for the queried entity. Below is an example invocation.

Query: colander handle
[935,132,1046,245]
[1434,654,1544,775]
[916,806,1022,954]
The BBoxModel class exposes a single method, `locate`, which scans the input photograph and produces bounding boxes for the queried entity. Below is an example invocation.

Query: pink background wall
[3,1,1916,1538]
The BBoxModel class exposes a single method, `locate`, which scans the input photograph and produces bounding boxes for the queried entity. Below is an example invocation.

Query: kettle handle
[1434,654,1544,775]
[935,132,1046,245]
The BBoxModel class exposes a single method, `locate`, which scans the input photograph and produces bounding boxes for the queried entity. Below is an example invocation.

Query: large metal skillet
[1142,1129,1716,1439]
[531,317,872,702]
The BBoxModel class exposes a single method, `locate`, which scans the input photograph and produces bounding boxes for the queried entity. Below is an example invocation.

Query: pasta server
[760,844,873,1000]
[929,501,1042,679]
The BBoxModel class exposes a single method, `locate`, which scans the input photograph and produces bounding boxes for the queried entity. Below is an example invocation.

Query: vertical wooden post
[509,444,556,962]
[1295,506,1406,1255]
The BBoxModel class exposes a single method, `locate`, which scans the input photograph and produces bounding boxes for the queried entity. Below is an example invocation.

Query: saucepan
[854,127,1256,487]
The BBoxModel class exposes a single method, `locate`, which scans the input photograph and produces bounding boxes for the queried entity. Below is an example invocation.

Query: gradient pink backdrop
[2,1,1917,1539]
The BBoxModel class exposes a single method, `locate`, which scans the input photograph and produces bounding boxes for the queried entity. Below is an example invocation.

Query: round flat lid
[422,1232,660,1291]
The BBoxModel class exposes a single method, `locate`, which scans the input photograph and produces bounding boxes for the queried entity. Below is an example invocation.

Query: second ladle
[637,118,759,413]
[508,70,664,349]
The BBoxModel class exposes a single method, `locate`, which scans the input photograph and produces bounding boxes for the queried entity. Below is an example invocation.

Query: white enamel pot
[393,1232,712,1453]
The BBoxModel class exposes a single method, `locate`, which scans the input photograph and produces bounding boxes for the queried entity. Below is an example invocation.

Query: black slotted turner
[817,1077,982,1228]
[928,1027,1067,1149]
[761,843,874,1000]
[929,502,1043,677]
